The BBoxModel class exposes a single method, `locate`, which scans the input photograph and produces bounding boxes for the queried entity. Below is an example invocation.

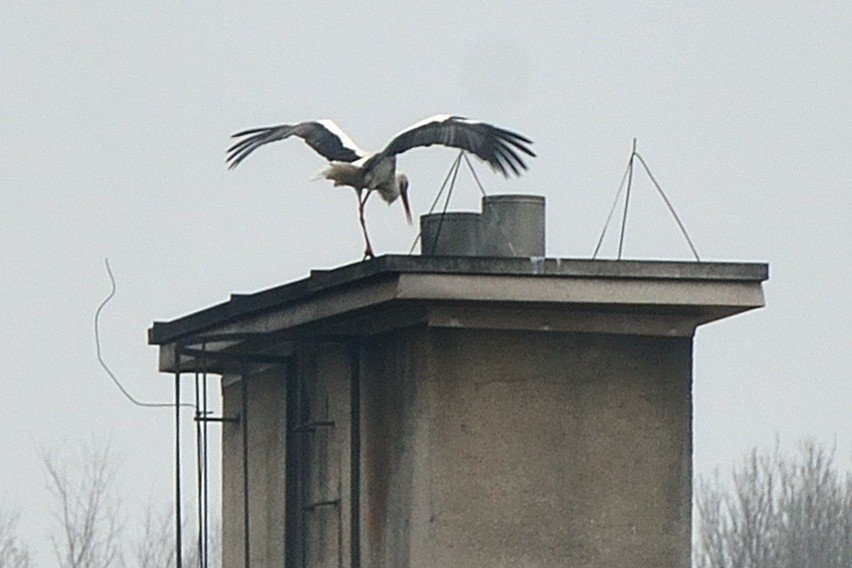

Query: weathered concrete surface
[291,342,353,568]
[148,256,765,567]
[149,256,768,358]
[221,368,287,567]
[361,327,692,568]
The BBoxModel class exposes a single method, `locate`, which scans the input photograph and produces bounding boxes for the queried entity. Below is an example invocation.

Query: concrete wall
[220,344,354,568]
[360,327,692,568]
[186,258,765,567]
[221,327,693,568]
[292,342,353,568]
[221,367,288,568]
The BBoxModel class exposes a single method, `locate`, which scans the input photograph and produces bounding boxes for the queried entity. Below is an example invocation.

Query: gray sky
[2,1,849,562]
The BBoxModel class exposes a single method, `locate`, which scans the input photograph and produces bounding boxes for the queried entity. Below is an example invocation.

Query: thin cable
[427,151,464,255]
[429,150,464,214]
[634,153,701,261]
[461,152,489,197]
[95,258,194,409]
[617,139,637,260]
[592,159,632,259]
[408,150,465,254]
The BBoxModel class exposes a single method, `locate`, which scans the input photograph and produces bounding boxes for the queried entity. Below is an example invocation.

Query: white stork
[227,114,535,258]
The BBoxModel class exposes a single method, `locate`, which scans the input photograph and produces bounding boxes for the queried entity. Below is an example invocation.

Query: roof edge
[148,255,769,345]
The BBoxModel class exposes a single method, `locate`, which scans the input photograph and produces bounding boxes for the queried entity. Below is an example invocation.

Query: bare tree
[39,439,222,568]
[128,505,220,568]
[41,442,123,568]
[0,506,30,568]
[695,439,852,568]
[129,505,176,568]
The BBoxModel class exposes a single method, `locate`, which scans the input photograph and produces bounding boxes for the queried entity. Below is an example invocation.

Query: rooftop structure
[149,196,767,567]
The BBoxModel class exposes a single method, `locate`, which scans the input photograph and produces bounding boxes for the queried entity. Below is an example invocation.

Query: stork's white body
[323,155,402,204]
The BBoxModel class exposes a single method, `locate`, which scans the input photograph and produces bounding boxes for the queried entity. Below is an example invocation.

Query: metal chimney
[420,194,546,257]
[419,212,481,256]
[480,194,545,257]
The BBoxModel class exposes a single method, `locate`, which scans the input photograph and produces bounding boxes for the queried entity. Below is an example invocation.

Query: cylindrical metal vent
[480,195,545,257]
[420,212,482,256]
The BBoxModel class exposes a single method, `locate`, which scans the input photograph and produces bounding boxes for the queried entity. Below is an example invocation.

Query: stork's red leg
[358,190,375,259]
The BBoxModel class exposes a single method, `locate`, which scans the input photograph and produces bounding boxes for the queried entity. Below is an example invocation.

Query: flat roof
[148,255,768,347]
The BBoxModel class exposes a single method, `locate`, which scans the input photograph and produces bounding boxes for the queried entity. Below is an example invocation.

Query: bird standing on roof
[227,114,535,258]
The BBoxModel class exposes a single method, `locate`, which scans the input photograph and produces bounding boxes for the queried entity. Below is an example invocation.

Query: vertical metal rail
[349,340,362,568]
[175,359,183,568]
[195,372,203,568]
[241,362,251,568]
[180,340,246,567]
[202,364,209,568]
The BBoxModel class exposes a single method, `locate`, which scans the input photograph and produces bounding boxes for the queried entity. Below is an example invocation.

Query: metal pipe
[175,367,183,568]
[200,362,210,568]
[194,415,240,423]
[241,364,250,568]
[195,373,203,568]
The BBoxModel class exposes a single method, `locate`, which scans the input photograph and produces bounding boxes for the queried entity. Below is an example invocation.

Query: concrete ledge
[149,255,768,372]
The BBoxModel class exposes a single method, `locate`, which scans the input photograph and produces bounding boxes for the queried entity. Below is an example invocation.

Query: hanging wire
[96,259,209,565]
[95,258,195,409]
[97,263,222,567]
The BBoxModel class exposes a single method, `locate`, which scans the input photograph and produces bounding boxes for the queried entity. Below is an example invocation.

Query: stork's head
[397,174,412,225]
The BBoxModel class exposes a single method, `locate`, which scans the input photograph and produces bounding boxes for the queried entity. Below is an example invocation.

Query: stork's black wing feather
[227,120,367,169]
[380,115,535,177]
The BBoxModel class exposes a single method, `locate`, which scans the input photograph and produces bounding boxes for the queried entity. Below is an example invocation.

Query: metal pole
[241,363,250,568]
[195,373,203,568]
[202,366,209,568]
[175,369,183,568]
[617,138,637,260]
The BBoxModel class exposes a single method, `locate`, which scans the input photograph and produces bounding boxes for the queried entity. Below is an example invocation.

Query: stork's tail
[320,162,363,188]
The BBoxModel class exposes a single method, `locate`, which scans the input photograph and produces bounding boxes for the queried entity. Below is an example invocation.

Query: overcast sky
[2,1,849,562]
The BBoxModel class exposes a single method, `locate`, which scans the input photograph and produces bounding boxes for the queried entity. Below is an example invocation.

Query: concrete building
[148,197,767,567]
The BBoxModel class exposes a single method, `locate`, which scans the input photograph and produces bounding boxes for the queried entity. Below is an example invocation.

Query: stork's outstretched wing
[227,120,368,169]
[379,115,535,177]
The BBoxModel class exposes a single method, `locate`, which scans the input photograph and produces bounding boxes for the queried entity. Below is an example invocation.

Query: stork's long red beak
[401,187,412,225]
